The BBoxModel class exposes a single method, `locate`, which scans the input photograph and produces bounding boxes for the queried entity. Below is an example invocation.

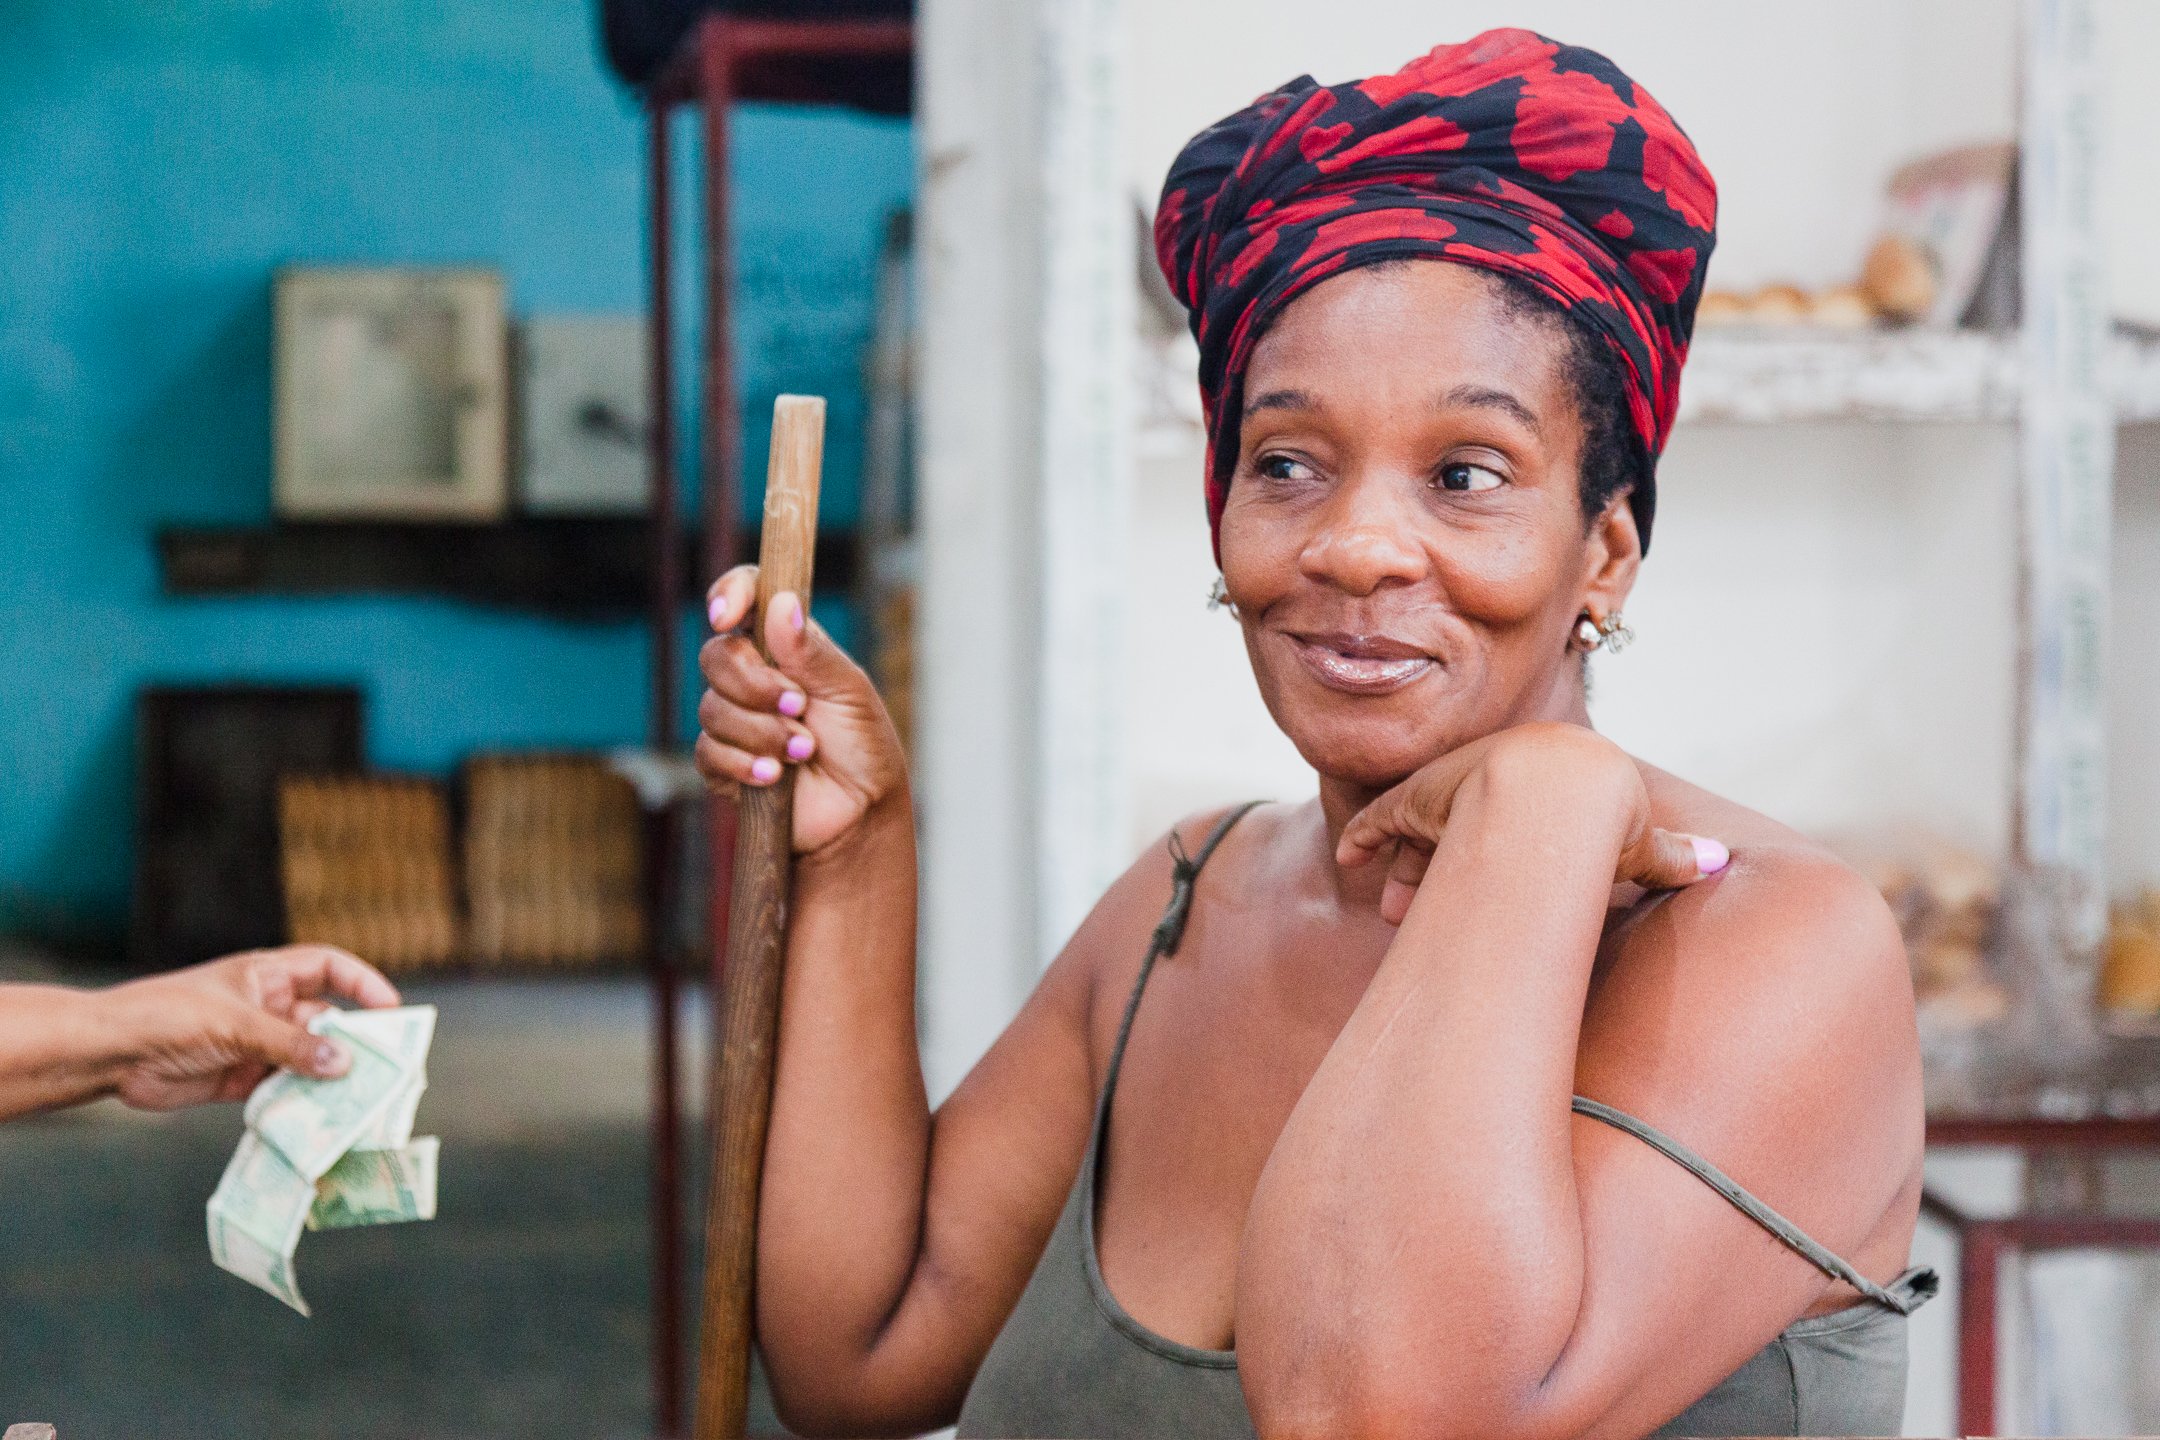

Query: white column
[2016,0,2114,946]
[914,0,1046,1099]
[914,0,1133,1094]
[1035,0,1134,962]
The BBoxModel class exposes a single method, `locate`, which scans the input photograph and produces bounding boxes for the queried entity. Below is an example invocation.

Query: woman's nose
[1297,478,1428,595]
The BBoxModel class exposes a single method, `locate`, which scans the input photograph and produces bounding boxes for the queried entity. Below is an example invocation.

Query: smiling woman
[1222,263,1645,781]
[691,27,1932,1440]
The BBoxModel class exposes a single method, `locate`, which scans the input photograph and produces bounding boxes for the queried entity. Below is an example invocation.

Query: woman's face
[1217,261,1637,790]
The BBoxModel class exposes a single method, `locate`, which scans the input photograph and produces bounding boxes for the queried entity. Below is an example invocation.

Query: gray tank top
[958,804,1935,1440]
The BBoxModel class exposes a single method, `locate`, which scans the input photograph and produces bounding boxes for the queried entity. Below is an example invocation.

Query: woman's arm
[753,793,1109,1436]
[698,569,1126,1436]
[1237,725,1920,1440]
[0,945,400,1120]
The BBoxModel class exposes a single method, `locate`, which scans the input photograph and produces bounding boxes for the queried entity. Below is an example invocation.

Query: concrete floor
[0,971,749,1439]
[9,954,2160,1436]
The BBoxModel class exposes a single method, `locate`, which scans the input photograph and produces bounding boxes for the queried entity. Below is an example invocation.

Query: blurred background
[2,0,2158,1435]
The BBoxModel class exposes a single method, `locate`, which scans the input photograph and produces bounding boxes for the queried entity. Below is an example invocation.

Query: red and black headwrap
[1155,28,1716,557]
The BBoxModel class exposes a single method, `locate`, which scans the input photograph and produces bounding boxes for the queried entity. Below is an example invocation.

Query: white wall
[2100,0,2160,326]
[1594,420,2021,850]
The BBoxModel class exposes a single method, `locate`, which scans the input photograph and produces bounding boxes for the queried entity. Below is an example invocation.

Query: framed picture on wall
[273,266,509,521]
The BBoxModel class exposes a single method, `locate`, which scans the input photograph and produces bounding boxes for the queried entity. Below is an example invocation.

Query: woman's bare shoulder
[1584,762,1922,1209]
[1635,761,1903,966]
[1044,801,1292,1059]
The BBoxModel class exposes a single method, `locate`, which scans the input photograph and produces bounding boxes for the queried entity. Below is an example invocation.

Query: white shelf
[1138,327,2160,443]
[1680,328,2160,426]
[1680,330,2021,424]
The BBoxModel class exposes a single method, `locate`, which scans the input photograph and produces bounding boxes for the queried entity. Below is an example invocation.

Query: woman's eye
[1437,461,1505,493]
[1257,453,1315,482]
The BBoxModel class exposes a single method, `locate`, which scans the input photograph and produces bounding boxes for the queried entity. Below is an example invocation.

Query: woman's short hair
[1487,270,1648,530]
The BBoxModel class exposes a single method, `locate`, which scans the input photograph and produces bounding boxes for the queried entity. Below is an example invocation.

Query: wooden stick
[694,395,826,1440]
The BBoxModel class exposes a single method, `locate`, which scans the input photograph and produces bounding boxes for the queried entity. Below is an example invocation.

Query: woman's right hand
[697,565,910,855]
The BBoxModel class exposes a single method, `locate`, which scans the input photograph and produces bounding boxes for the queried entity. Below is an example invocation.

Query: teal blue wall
[0,2,912,947]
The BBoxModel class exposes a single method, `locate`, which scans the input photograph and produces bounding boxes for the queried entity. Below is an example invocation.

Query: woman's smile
[1284,629,1438,694]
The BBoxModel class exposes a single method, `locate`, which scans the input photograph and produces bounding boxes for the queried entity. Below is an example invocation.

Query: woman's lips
[1286,632,1437,695]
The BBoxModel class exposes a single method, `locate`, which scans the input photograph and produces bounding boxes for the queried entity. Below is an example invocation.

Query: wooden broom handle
[695,395,825,1440]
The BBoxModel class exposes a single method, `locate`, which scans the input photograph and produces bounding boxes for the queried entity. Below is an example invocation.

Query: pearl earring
[1573,611,1635,654]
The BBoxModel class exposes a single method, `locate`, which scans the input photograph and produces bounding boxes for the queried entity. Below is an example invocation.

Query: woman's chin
[1281,718,1456,792]
[1263,667,1483,788]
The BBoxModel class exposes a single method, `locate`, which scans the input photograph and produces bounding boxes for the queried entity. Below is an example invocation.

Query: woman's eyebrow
[1439,383,1542,436]
[1245,387,1319,415]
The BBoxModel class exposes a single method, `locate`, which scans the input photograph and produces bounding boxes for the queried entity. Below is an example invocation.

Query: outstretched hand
[1336,723,1729,926]
[105,945,401,1111]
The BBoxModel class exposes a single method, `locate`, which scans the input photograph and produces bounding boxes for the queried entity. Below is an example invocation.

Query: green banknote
[309,1137,439,1230]
[246,1006,437,1181]
[206,1132,315,1315]
[354,1070,427,1149]
[209,1005,442,1316]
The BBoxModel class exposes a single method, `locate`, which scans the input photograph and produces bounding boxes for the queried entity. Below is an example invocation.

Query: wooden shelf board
[156,518,859,617]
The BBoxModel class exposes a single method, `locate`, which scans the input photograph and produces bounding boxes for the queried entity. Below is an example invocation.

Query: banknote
[206,1132,316,1315]
[357,1068,426,1148]
[210,1005,440,1316]
[309,1136,439,1230]
[244,1007,435,1130]
[247,1006,437,1181]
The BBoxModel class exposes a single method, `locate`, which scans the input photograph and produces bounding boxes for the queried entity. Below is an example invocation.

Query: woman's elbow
[1253,1391,1586,1440]
[763,1369,864,1440]
[1249,1390,1436,1440]
[763,1349,961,1440]
[1245,1347,1584,1440]
[767,1383,946,1440]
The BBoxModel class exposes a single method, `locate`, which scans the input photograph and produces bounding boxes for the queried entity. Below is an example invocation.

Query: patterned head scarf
[1154,28,1716,557]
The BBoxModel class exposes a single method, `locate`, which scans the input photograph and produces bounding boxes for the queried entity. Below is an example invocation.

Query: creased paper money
[308,1137,439,1230]
[208,1005,441,1314]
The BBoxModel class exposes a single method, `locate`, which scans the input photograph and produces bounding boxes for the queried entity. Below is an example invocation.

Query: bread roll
[1808,284,1878,330]
[1695,289,1749,327]
[1861,234,1936,323]
[2102,913,2160,1014]
[1748,283,1809,324]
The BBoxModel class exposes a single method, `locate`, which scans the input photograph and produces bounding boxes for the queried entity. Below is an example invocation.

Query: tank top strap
[1571,1096,1938,1315]
[1102,802,1266,1097]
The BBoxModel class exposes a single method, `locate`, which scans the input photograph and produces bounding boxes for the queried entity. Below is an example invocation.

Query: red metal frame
[644,98,689,1437]
[644,16,913,1435]
[1923,1116,2160,1436]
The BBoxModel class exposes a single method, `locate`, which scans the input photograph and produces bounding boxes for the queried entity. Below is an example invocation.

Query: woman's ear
[1579,491,1643,620]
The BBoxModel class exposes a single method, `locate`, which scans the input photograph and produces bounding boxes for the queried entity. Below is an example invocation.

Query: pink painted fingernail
[777,690,806,718]
[750,757,781,784]
[783,593,805,634]
[1691,836,1730,876]
[708,595,727,629]
[786,733,814,762]
[314,1039,350,1075]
